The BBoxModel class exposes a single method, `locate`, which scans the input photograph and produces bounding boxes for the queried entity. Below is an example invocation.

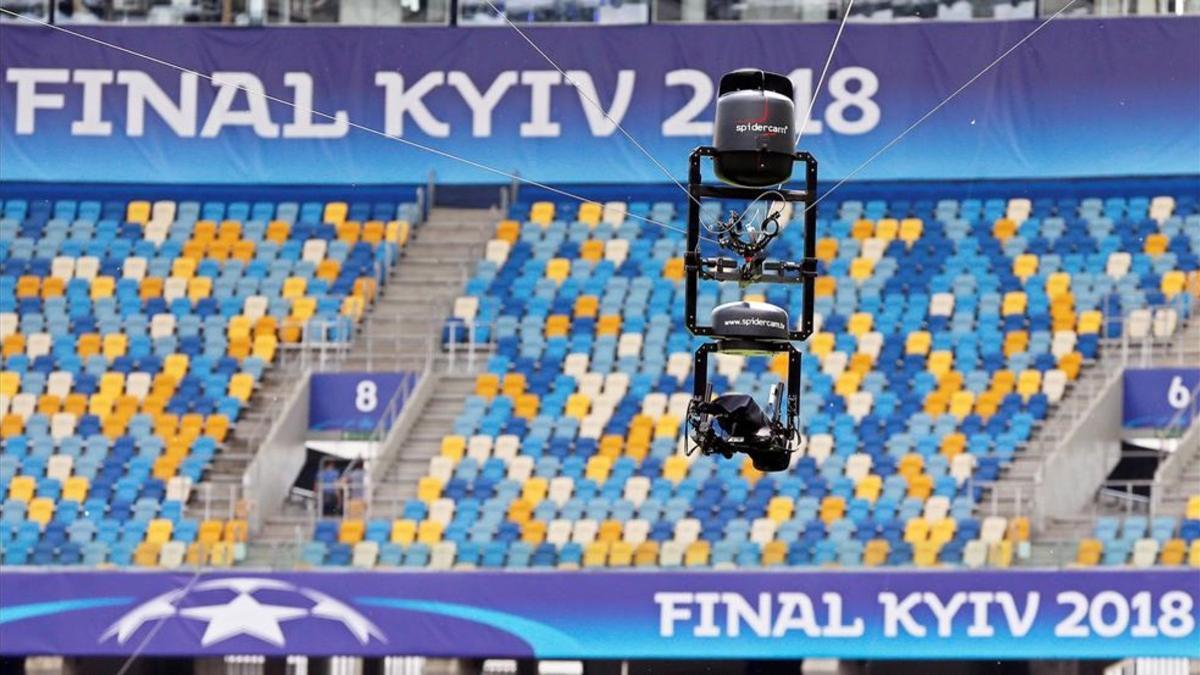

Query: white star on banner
[302,589,387,645]
[179,592,308,647]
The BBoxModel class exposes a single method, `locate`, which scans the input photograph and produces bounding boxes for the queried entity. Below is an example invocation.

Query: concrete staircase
[371,374,477,516]
[237,208,498,561]
[985,313,1200,552]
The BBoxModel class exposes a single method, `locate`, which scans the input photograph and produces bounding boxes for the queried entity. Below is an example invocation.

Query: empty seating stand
[0,196,420,566]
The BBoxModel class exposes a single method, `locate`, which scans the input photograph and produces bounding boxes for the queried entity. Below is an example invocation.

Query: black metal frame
[683,146,819,464]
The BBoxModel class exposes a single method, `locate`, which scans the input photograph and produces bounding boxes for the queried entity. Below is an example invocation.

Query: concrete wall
[243,372,312,533]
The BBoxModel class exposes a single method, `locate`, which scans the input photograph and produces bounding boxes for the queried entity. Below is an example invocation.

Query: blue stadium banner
[308,372,418,432]
[1123,368,1200,429]
[0,570,1197,658]
[1,19,1197,185]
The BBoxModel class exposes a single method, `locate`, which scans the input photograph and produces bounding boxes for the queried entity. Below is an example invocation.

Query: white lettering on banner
[7,68,69,135]
[662,69,713,137]
[998,591,1039,637]
[1167,375,1191,409]
[880,592,926,638]
[787,68,823,135]
[71,69,114,136]
[655,592,864,638]
[520,71,562,137]
[118,71,198,137]
[924,592,968,638]
[825,67,881,135]
[564,69,635,137]
[965,592,996,637]
[200,72,280,138]
[283,73,349,139]
[448,71,518,138]
[1055,590,1194,639]
[375,71,450,138]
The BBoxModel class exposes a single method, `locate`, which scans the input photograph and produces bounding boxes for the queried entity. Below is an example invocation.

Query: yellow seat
[1046,272,1071,298]
[814,276,836,297]
[416,477,443,503]
[530,201,555,226]
[1077,310,1103,334]
[198,520,224,545]
[63,476,89,502]
[578,202,602,226]
[565,393,590,420]
[134,542,162,568]
[898,218,923,246]
[126,200,152,224]
[808,331,835,358]
[988,540,1013,568]
[855,474,882,503]
[522,477,548,504]
[863,539,890,566]
[762,540,788,566]
[851,219,874,240]
[416,519,444,544]
[545,315,571,338]
[583,542,609,567]
[391,519,417,544]
[874,218,898,240]
[102,333,127,360]
[903,517,929,544]
[929,518,956,546]
[662,257,685,281]
[228,373,253,402]
[545,258,571,284]
[596,314,622,336]
[1076,538,1102,566]
[1161,271,1186,297]
[27,497,54,528]
[597,519,623,544]
[905,331,931,356]
[634,542,660,567]
[574,295,599,318]
[585,455,612,482]
[1159,539,1186,566]
[766,496,793,522]
[507,499,533,524]
[913,541,940,567]
[1007,517,1030,542]
[1002,291,1027,316]
[1188,541,1200,568]
[662,455,688,482]
[90,276,115,300]
[815,238,838,262]
[282,277,307,299]
[8,475,35,502]
[339,519,365,544]
[847,312,873,337]
[145,518,173,545]
[908,474,933,500]
[819,496,845,524]
[1185,495,1200,520]
[1144,233,1168,255]
[927,350,953,377]
[495,220,519,243]
[475,373,500,399]
[941,432,967,456]
[992,218,1017,241]
[1012,254,1038,282]
[323,201,349,226]
[835,372,861,397]
[1016,370,1041,401]
[849,257,875,281]
[684,541,711,567]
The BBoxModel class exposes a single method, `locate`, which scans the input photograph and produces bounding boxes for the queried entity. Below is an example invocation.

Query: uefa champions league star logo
[101,578,386,648]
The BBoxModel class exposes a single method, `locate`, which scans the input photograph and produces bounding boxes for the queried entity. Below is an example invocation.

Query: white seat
[50,412,76,440]
[602,201,627,226]
[857,331,883,360]
[546,520,573,546]
[950,454,976,486]
[10,393,36,419]
[714,353,745,381]
[673,518,701,545]
[506,454,533,482]
[923,495,950,522]
[1006,198,1032,223]
[150,313,176,339]
[548,477,574,506]
[821,351,848,378]
[578,416,605,440]
[453,296,479,323]
[860,237,887,262]
[577,373,604,397]
[143,221,169,246]
[163,277,188,303]
[844,453,872,482]
[980,516,1008,545]
[659,540,686,566]
[1149,196,1175,224]
[125,372,152,399]
[243,296,268,322]
[623,476,650,506]
[666,352,692,381]
[846,391,873,422]
[166,476,192,502]
[159,541,186,569]
[1051,330,1077,359]
[302,239,327,264]
[152,200,177,224]
[1152,308,1177,338]
[352,541,379,569]
[603,372,630,397]
[484,239,510,265]
[1131,538,1159,568]
[641,393,668,418]
[749,518,777,545]
[26,333,51,359]
[604,239,629,266]
[46,454,73,482]
[617,333,643,358]
[429,542,456,569]
[930,292,955,317]
[806,434,833,464]
[493,435,520,462]
[667,393,692,420]
[51,256,75,280]
[1127,309,1152,339]
[46,371,73,398]
[122,257,147,281]
[963,539,988,569]
[563,353,589,379]
[428,498,456,526]
[0,313,17,340]
[571,518,598,545]
[623,518,650,545]
[1106,252,1131,279]
[74,256,99,280]
[1042,369,1068,404]
[428,456,454,483]
[467,435,492,462]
